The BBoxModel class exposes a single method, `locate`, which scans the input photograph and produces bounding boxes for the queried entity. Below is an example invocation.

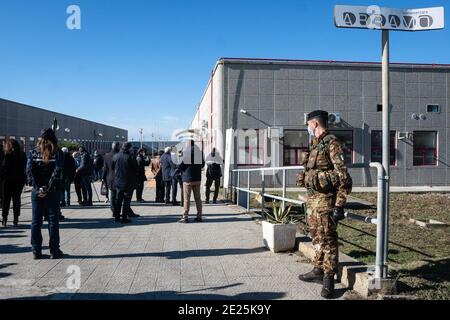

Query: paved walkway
[0,183,345,300]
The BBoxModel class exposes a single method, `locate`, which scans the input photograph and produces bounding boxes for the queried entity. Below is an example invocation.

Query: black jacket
[93,154,104,170]
[136,154,150,182]
[112,149,138,191]
[26,148,64,192]
[63,153,76,182]
[0,151,27,184]
[178,146,205,183]
[77,151,93,175]
[160,152,175,181]
[206,163,222,180]
[102,150,119,190]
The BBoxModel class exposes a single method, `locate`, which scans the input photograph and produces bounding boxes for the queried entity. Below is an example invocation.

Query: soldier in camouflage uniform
[296,110,352,299]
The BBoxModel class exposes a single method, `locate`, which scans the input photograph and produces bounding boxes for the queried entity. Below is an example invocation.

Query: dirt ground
[338,192,450,300]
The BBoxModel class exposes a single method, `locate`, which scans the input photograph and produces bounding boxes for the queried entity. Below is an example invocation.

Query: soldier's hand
[296,171,305,187]
[331,206,345,223]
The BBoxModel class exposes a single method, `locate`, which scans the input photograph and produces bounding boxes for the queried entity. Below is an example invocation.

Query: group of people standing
[150,143,222,223]
[1,128,224,259]
[102,141,147,224]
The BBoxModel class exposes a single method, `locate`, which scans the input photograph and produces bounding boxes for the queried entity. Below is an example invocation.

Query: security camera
[328,112,341,125]
[240,109,248,114]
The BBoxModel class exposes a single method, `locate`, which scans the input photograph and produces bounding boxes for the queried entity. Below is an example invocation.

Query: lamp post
[139,128,144,149]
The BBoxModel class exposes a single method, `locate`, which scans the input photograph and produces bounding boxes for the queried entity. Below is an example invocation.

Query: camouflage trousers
[306,192,339,275]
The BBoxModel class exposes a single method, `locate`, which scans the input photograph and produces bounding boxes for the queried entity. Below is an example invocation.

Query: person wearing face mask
[297,110,353,299]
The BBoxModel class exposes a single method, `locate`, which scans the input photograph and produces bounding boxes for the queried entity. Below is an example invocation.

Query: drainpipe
[370,161,386,279]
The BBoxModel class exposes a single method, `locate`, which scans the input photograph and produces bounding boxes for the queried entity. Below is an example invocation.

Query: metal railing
[230,162,388,280]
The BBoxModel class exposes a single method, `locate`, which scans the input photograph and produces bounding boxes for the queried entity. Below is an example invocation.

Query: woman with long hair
[1,139,27,227]
[26,128,64,259]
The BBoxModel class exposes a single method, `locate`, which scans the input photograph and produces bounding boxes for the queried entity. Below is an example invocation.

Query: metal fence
[229,162,388,280]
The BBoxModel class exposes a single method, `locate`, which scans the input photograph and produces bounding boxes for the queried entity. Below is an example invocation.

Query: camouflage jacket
[296,130,352,207]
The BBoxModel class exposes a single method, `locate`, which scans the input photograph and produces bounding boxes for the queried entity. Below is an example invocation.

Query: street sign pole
[334,5,444,280]
[381,29,390,278]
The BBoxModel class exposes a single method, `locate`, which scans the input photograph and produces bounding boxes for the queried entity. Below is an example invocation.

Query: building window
[283,130,309,165]
[426,104,440,113]
[330,130,354,165]
[413,131,437,166]
[371,130,396,165]
[237,129,265,165]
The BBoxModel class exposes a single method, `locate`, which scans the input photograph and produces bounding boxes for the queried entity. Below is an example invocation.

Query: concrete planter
[262,221,297,253]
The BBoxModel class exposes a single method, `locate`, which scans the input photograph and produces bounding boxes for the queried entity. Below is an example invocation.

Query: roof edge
[218,57,450,69]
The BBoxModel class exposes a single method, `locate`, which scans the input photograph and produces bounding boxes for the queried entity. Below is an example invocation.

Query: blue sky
[0,0,449,141]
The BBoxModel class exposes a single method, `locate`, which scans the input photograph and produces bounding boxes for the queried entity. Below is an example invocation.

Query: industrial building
[0,98,128,154]
[188,58,450,187]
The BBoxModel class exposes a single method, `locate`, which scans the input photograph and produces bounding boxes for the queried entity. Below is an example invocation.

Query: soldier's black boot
[321,274,335,299]
[298,267,323,284]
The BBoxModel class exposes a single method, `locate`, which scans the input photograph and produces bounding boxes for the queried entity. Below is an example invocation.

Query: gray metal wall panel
[222,62,450,187]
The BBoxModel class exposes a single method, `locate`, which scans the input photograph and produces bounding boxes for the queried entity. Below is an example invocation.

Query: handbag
[100,181,108,196]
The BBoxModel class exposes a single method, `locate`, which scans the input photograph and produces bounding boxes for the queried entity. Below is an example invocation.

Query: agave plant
[263,201,293,224]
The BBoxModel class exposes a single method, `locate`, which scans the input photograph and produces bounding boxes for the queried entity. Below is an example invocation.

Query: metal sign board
[334,5,444,31]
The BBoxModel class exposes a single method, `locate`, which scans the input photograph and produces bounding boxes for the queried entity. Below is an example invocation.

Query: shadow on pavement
[0,244,33,254]
[56,214,253,230]
[0,234,27,239]
[8,289,286,300]
[63,246,268,260]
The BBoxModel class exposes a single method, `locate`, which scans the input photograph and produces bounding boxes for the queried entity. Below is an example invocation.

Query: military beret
[306,110,328,122]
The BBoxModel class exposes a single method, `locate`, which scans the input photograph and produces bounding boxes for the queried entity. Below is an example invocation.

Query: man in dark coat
[136,148,150,202]
[60,147,76,207]
[93,151,104,182]
[112,142,138,223]
[102,141,120,216]
[170,150,183,206]
[204,147,223,204]
[76,147,93,206]
[160,147,175,204]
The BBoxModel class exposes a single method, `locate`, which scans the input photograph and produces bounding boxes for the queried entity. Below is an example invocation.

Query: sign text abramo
[334,5,444,31]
